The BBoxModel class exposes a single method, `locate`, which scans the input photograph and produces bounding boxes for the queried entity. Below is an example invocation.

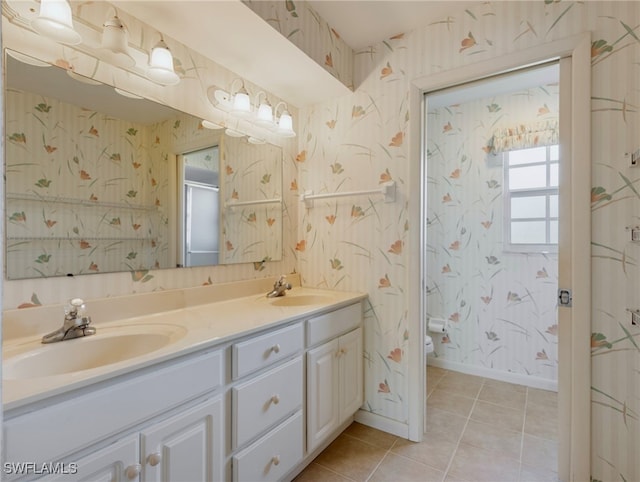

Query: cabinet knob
[271,394,280,405]
[271,343,281,354]
[271,455,280,466]
[124,464,142,480]
[147,452,162,467]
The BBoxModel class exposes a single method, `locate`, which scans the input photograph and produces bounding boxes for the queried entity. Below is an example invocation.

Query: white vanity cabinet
[4,348,224,482]
[4,294,366,482]
[41,396,223,482]
[306,304,364,454]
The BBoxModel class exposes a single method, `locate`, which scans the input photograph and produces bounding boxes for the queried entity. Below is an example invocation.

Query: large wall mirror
[4,50,283,280]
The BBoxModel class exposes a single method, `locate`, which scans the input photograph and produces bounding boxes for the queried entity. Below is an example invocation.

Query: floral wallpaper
[295,1,639,480]
[243,0,354,90]
[5,88,170,279]
[220,136,283,264]
[3,1,640,479]
[426,82,560,383]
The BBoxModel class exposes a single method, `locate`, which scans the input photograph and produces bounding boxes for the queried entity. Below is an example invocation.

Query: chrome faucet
[42,298,96,344]
[266,275,292,298]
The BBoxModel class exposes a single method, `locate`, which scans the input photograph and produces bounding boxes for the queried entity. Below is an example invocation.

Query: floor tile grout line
[518,386,530,480]
[364,438,400,482]
[311,460,360,482]
[440,376,486,480]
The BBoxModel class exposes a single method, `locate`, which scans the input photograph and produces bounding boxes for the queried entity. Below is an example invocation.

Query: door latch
[558,289,572,307]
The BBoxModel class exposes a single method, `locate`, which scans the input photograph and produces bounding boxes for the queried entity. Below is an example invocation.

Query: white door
[141,397,223,482]
[306,339,339,453]
[339,327,363,421]
[44,435,140,482]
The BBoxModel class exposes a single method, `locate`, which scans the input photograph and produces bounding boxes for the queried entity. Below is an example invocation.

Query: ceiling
[113,0,479,107]
[4,0,486,108]
[307,1,478,50]
[113,0,352,108]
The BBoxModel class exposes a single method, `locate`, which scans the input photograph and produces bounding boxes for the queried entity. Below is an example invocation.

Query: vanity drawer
[306,302,362,347]
[232,356,303,449]
[233,410,303,482]
[232,322,303,380]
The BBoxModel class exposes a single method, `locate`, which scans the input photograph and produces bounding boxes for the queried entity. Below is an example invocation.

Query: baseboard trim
[354,409,410,438]
[427,357,558,392]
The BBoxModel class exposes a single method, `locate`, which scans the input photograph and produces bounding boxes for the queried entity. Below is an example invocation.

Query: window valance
[488,120,559,153]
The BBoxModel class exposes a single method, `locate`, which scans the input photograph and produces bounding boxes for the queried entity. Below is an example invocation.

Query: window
[504,145,559,252]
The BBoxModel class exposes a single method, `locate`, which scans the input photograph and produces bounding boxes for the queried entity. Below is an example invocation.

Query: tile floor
[295,366,558,482]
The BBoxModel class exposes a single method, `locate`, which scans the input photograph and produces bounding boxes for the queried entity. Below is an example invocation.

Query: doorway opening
[424,62,560,387]
[422,62,561,478]
[408,34,591,481]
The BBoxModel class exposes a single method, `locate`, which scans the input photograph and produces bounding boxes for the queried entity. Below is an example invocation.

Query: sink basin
[269,294,333,307]
[4,324,187,379]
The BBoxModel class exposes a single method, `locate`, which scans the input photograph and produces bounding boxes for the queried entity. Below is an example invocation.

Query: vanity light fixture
[32,0,82,45]
[146,35,180,86]
[274,102,296,138]
[230,79,251,116]
[207,83,296,138]
[100,12,135,68]
[255,91,275,128]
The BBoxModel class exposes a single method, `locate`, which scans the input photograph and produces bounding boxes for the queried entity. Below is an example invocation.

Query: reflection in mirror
[178,145,220,267]
[219,136,282,265]
[4,49,283,280]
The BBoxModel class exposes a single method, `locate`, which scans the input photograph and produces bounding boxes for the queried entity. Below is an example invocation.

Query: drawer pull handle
[125,464,142,480]
[272,455,280,466]
[271,344,281,354]
[271,394,280,404]
[147,452,162,467]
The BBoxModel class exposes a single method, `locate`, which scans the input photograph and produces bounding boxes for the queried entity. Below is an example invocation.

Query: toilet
[424,335,434,354]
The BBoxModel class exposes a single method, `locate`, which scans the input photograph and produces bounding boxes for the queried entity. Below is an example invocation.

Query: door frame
[406,33,591,481]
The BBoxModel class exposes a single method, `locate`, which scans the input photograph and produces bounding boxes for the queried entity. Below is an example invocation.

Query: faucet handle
[65,298,86,318]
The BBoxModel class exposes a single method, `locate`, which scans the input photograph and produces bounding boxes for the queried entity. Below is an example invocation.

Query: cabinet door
[339,327,363,422]
[141,397,223,482]
[42,435,140,482]
[306,339,339,453]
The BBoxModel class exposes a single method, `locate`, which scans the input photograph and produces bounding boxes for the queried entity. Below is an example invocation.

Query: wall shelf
[224,197,282,209]
[6,193,157,212]
[7,236,157,242]
[300,181,396,208]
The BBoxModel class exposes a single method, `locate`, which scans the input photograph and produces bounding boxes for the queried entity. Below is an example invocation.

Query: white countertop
[3,285,366,411]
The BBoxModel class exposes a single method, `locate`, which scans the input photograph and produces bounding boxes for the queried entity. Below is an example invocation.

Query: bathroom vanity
[2,277,366,481]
